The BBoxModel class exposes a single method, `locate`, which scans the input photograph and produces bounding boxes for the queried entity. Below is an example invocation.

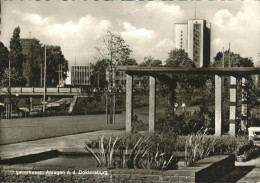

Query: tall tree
[95,30,132,91]
[45,46,68,87]
[9,27,24,85]
[165,49,195,67]
[0,42,9,78]
[23,39,43,86]
[213,51,254,68]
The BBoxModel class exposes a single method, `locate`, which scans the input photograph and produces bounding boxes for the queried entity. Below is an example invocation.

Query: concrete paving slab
[0,130,124,160]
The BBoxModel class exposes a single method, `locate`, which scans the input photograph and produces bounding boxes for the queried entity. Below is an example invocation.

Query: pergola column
[149,76,156,132]
[241,77,248,132]
[126,74,133,132]
[229,76,237,136]
[215,75,223,136]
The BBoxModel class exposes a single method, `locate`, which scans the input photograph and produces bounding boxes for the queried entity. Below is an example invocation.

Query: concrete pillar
[215,75,223,136]
[126,74,133,132]
[30,97,33,112]
[229,76,237,136]
[241,77,248,132]
[149,76,156,132]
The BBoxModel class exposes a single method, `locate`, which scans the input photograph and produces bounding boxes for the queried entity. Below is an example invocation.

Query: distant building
[175,23,188,52]
[106,70,145,92]
[71,65,92,86]
[175,19,211,67]
[20,38,34,56]
[65,71,71,85]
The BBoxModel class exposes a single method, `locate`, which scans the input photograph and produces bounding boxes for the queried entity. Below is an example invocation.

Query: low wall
[109,154,235,183]
[0,154,235,183]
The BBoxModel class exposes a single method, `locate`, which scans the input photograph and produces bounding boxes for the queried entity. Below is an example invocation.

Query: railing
[0,87,82,95]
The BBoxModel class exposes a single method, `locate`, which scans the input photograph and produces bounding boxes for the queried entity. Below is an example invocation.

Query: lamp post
[43,45,47,113]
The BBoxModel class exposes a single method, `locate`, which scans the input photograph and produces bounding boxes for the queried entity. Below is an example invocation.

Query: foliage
[138,56,162,92]
[85,135,118,168]
[235,141,260,162]
[213,50,254,68]
[212,50,257,133]
[155,108,214,135]
[23,39,43,86]
[95,31,133,91]
[90,59,109,90]
[0,42,9,78]
[184,134,221,165]
[86,133,178,170]
[9,26,24,86]
[0,68,24,87]
[139,56,162,67]
[159,49,210,115]
[131,114,144,133]
[45,45,68,87]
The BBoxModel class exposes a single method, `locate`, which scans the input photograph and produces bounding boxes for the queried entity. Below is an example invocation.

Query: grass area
[0,114,125,145]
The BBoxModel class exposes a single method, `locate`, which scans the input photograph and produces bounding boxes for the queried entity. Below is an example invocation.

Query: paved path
[0,130,124,160]
[236,156,260,183]
[218,155,260,183]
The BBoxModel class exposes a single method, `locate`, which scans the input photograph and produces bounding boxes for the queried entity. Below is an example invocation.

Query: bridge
[0,87,82,96]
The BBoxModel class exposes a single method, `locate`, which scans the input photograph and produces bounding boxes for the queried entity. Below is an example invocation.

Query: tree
[118,58,138,66]
[45,46,68,87]
[165,49,209,106]
[140,56,162,67]
[0,42,9,78]
[9,27,24,85]
[23,39,43,86]
[0,68,23,87]
[213,51,254,68]
[95,30,132,91]
[212,50,256,132]
[91,59,109,90]
[165,49,195,67]
[139,56,162,92]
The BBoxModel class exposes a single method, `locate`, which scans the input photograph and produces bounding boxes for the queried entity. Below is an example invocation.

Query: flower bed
[85,132,248,170]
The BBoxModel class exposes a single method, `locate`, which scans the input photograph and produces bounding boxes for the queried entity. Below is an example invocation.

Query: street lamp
[43,45,47,113]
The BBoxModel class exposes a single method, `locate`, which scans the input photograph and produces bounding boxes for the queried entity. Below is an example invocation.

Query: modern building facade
[71,65,92,86]
[175,19,211,67]
[175,23,188,52]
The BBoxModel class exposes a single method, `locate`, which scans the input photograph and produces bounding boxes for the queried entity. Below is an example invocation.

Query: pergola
[117,66,260,136]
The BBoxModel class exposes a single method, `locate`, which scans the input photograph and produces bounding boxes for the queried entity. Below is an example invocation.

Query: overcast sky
[1,0,260,66]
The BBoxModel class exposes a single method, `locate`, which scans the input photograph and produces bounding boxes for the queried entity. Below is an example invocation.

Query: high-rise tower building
[175,19,211,67]
[175,23,188,52]
[188,20,211,67]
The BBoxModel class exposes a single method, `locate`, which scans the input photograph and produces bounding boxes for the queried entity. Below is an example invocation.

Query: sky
[1,0,260,67]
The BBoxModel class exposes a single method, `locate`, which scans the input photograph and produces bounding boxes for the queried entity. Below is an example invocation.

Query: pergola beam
[117,66,260,76]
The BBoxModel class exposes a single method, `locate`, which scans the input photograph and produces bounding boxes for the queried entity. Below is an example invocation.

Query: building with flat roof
[175,23,188,53]
[175,19,211,67]
[71,65,92,86]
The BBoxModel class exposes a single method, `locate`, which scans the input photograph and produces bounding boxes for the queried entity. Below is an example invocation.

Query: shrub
[155,107,214,135]
[85,132,179,170]
[235,140,260,162]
